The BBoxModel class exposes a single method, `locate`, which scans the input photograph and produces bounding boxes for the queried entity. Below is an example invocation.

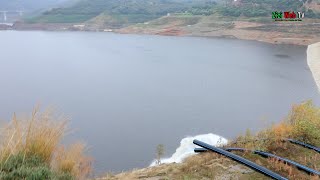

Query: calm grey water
[0,31,319,174]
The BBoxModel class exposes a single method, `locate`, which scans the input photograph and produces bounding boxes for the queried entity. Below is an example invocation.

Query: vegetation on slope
[27,0,320,25]
[26,0,215,24]
[0,107,92,180]
[106,101,320,179]
[215,0,320,18]
[0,100,318,179]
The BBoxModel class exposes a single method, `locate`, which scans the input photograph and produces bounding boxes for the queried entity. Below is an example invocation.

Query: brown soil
[156,28,185,36]
[8,17,320,46]
[97,153,266,180]
[117,18,320,46]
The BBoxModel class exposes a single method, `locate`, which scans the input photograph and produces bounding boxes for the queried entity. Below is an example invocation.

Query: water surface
[0,31,318,174]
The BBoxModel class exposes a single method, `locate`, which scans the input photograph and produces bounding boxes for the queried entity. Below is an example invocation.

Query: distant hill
[0,0,76,11]
[27,0,216,24]
[0,0,79,23]
[216,0,320,18]
[26,0,320,26]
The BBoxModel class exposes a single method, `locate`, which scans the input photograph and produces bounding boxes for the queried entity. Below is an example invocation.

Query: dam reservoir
[0,31,319,173]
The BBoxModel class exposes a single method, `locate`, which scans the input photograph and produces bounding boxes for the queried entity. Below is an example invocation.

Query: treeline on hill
[217,0,320,18]
[27,0,320,24]
[27,0,216,23]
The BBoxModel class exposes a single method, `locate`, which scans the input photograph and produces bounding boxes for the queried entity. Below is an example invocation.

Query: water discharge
[150,133,228,166]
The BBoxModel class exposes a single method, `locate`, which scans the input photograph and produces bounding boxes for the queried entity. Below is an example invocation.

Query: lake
[0,31,319,174]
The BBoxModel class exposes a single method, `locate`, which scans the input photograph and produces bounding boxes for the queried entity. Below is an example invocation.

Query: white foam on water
[150,133,228,166]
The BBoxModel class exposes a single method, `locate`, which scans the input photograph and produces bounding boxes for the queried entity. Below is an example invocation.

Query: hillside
[100,101,320,180]
[27,0,215,24]
[28,0,320,24]
[8,0,320,45]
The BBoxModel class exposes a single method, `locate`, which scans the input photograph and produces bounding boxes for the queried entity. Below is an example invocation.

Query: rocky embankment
[4,16,320,46]
[118,17,320,46]
[0,24,13,30]
[308,42,320,91]
[98,154,265,180]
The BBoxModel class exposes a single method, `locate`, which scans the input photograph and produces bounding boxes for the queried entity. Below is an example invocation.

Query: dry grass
[0,107,92,179]
[0,107,66,164]
[227,101,320,179]
[231,100,320,150]
[288,101,320,146]
[53,143,93,179]
[175,101,320,179]
[104,101,320,180]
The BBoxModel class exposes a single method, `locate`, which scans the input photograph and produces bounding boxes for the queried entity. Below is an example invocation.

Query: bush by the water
[0,153,73,180]
[233,100,320,150]
[226,101,320,179]
[0,107,92,180]
[107,101,320,179]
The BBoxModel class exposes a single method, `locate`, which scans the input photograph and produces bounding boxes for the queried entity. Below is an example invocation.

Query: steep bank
[7,14,320,46]
[308,42,320,91]
[117,16,320,46]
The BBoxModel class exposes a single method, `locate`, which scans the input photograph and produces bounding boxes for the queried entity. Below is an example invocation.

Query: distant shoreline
[307,42,320,92]
[1,19,320,46]
[0,27,314,47]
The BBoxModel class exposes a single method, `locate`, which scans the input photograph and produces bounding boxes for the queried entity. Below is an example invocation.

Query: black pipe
[194,147,320,176]
[287,139,320,153]
[254,150,320,176]
[193,139,288,180]
[196,138,320,154]
[194,147,209,153]
[195,147,246,153]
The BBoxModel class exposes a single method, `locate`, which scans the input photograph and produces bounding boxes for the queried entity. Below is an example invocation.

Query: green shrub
[0,108,91,179]
[287,101,320,146]
[231,101,320,150]
[0,153,74,180]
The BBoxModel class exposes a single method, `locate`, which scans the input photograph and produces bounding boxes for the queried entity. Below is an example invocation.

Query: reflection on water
[274,54,290,58]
